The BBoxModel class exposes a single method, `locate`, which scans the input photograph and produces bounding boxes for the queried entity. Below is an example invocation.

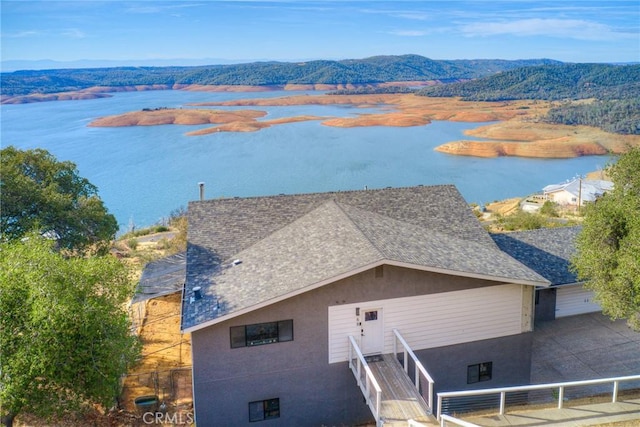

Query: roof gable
[340,202,549,283]
[182,185,548,331]
[187,185,495,261]
[208,201,383,314]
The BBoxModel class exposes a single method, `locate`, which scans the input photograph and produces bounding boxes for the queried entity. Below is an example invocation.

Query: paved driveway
[463,314,640,426]
[531,312,640,398]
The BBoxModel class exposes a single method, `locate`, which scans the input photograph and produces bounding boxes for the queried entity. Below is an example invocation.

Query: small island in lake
[7,57,640,159]
[88,93,640,159]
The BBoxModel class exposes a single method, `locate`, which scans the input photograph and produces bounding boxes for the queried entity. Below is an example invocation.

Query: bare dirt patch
[185,114,325,135]
[484,197,522,216]
[121,292,191,413]
[89,108,266,127]
[436,121,640,158]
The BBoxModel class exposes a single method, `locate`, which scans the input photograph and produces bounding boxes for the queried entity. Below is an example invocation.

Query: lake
[1,90,613,232]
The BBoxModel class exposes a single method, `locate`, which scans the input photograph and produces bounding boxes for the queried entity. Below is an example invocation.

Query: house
[543,178,613,207]
[491,227,601,321]
[180,185,550,426]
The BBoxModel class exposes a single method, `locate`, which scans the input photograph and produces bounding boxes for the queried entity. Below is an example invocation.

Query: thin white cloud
[389,30,428,37]
[392,12,431,21]
[360,8,433,21]
[8,30,43,38]
[126,3,205,14]
[61,28,86,39]
[461,18,634,41]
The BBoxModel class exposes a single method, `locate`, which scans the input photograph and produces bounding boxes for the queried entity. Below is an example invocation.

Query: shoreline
[0,81,436,105]
[5,85,639,159]
[84,91,640,158]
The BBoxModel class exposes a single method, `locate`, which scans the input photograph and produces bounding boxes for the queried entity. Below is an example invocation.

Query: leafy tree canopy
[417,63,640,102]
[0,234,140,427]
[572,147,640,329]
[0,146,118,254]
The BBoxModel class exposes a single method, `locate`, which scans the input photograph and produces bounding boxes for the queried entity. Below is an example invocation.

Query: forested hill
[1,55,560,96]
[416,63,640,101]
[415,63,640,135]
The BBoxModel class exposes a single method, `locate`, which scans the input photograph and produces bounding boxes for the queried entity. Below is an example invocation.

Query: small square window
[365,310,378,321]
[249,398,280,422]
[467,362,492,384]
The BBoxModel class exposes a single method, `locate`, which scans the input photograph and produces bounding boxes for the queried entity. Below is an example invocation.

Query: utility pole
[577,176,583,215]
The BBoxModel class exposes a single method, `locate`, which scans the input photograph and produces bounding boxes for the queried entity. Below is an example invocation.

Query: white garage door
[556,285,601,317]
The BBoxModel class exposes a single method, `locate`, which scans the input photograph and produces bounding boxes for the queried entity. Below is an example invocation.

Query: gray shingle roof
[491,226,582,286]
[133,252,185,304]
[182,185,549,331]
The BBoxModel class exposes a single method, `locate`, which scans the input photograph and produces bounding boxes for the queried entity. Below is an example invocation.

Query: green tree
[0,146,118,254]
[0,234,140,427]
[572,147,640,330]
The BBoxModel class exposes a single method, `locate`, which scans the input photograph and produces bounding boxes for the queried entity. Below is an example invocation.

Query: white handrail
[408,419,431,427]
[439,414,481,427]
[392,329,435,412]
[437,374,640,420]
[348,335,382,424]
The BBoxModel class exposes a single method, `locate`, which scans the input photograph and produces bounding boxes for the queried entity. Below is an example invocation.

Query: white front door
[361,308,384,355]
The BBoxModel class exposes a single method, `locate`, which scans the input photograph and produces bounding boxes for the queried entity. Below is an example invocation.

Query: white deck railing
[438,414,481,427]
[392,329,435,413]
[348,335,382,425]
[437,374,640,420]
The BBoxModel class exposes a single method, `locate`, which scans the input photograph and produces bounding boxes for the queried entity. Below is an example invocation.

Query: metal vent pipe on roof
[198,182,205,201]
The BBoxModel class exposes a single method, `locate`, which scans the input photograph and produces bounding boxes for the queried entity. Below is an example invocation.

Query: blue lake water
[1,90,614,232]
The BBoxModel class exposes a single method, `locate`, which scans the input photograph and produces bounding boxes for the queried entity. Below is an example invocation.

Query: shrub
[127,238,139,250]
[497,211,546,231]
[539,201,559,217]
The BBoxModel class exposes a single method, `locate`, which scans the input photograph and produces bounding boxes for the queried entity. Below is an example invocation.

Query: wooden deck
[366,354,437,426]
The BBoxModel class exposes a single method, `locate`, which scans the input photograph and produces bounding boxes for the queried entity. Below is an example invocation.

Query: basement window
[230,320,293,348]
[249,398,280,422]
[467,361,492,384]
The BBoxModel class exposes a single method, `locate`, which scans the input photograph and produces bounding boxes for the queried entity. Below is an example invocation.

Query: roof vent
[198,182,205,201]
[193,286,202,300]
[232,259,242,266]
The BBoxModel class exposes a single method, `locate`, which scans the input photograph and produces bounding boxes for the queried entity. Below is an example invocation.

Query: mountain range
[1,55,560,96]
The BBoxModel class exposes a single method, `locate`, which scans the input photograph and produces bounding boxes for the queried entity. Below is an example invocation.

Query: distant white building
[543,178,613,206]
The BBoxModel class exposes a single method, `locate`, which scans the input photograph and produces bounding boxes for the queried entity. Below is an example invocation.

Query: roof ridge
[333,201,385,259]
[337,200,469,245]
[336,201,550,284]
[223,199,383,263]
[191,184,456,205]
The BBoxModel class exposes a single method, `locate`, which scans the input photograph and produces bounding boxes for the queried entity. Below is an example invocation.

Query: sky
[1,0,639,70]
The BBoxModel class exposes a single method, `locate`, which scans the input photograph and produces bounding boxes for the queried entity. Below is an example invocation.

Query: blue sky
[1,1,639,69]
